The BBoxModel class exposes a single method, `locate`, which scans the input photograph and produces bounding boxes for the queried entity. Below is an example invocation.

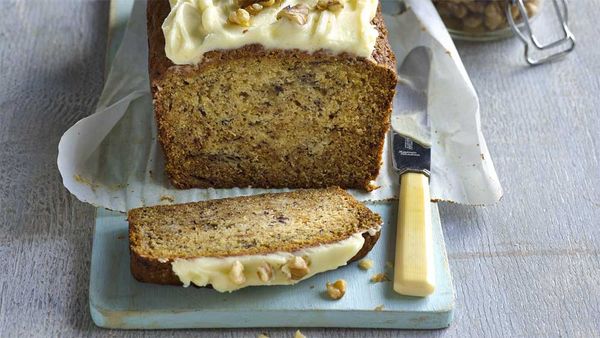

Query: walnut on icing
[245,3,264,15]
[281,256,310,279]
[316,0,344,12]
[229,260,247,284]
[256,262,273,282]
[238,0,279,18]
[276,4,309,25]
[228,8,251,27]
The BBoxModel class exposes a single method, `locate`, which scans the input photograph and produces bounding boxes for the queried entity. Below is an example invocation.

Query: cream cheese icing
[162,0,380,65]
[171,228,378,292]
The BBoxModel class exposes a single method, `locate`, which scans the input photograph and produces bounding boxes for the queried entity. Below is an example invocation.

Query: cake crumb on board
[370,272,390,283]
[358,258,374,270]
[159,195,175,203]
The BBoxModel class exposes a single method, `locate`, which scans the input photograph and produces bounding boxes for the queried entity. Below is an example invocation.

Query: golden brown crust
[147,1,397,190]
[130,249,181,285]
[146,0,171,81]
[129,187,382,286]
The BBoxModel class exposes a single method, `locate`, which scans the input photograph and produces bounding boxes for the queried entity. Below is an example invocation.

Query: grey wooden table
[1,1,599,337]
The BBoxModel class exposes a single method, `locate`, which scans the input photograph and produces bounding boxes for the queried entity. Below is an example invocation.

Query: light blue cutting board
[90,202,454,329]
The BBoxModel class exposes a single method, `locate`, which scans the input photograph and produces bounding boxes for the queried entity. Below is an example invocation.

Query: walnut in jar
[432,0,543,40]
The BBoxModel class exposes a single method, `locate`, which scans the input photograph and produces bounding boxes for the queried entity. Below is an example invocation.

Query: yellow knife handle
[393,172,435,297]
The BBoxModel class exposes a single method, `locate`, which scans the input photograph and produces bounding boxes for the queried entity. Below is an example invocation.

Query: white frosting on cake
[162,0,380,65]
[171,227,379,292]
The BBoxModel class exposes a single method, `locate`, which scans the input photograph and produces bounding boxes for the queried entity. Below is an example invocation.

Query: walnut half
[277,4,309,25]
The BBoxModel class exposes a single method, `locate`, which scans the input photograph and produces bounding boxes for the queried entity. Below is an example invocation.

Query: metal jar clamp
[507,0,575,65]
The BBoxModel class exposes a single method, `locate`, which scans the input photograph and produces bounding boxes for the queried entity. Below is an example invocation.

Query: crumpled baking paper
[58,0,502,212]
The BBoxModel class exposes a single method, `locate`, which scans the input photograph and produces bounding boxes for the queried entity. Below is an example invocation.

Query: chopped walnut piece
[358,258,374,270]
[289,256,310,279]
[370,272,390,283]
[294,330,306,338]
[228,8,251,27]
[282,256,310,280]
[301,254,311,267]
[229,260,246,285]
[256,262,273,282]
[326,279,347,300]
[277,4,309,25]
[374,304,385,311]
[245,3,263,15]
[366,180,380,191]
[316,0,328,10]
[316,0,344,12]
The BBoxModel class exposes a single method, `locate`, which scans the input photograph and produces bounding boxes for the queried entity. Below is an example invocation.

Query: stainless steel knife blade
[392,45,432,176]
[391,132,431,177]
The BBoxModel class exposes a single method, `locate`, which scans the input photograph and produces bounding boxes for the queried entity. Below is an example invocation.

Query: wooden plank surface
[0,0,599,337]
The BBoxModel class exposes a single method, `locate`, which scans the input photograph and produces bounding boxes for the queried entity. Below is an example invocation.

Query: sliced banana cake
[128,187,382,292]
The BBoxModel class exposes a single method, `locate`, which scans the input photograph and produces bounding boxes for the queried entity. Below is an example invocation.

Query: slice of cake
[147,0,397,190]
[128,187,382,292]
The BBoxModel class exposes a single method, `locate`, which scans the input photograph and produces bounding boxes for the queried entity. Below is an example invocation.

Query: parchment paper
[58,0,502,212]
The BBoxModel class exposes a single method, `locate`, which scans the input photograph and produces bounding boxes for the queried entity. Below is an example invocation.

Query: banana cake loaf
[147,0,397,190]
[129,187,382,292]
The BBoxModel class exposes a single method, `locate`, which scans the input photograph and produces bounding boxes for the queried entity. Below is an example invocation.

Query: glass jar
[432,0,543,41]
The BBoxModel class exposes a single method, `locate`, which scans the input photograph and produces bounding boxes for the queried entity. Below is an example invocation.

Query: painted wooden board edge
[90,308,454,330]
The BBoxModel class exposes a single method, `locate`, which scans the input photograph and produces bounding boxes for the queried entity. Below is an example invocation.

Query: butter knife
[391,131,434,297]
[391,45,434,297]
